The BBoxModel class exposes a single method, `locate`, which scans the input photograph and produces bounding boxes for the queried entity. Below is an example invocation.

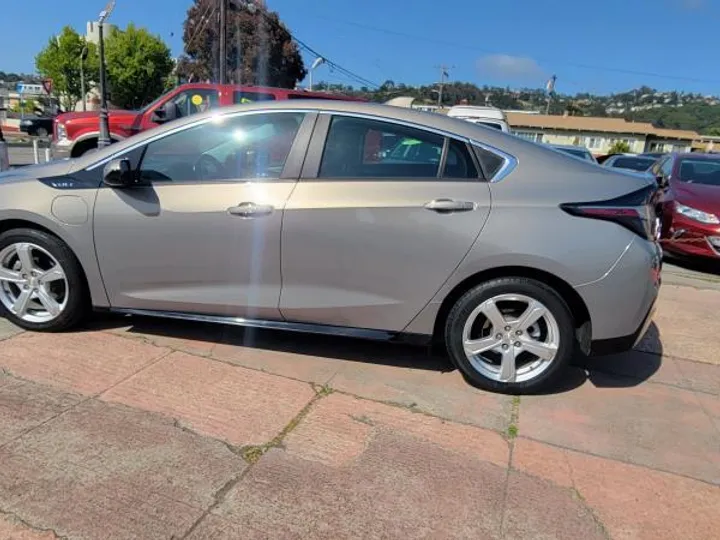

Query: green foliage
[608,140,631,154]
[628,103,720,134]
[35,27,98,111]
[10,99,37,113]
[104,24,174,109]
[179,0,306,87]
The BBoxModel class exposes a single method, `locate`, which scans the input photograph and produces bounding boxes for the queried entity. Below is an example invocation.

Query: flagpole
[545,74,557,115]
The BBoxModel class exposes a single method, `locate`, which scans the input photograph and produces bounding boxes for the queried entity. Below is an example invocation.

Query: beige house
[506,112,696,155]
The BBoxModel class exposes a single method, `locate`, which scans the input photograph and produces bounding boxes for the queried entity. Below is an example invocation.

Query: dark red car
[655,153,720,259]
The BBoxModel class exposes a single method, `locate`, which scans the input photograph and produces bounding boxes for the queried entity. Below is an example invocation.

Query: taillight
[560,185,659,241]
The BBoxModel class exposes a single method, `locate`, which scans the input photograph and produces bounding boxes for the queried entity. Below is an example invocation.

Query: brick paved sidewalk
[0,283,718,539]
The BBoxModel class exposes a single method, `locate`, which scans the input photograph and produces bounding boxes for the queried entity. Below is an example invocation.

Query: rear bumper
[589,298,656,356]
[575,237,661,346]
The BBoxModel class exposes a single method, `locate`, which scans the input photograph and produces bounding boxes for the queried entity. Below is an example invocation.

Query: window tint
[139,112,305,183]
[168,89,219,118]
[319,116,443,179]
[234,91,277,104]
[288,93,336,100]
[473,145,505,179]
[677,157,720,185]
[444,139,479,179]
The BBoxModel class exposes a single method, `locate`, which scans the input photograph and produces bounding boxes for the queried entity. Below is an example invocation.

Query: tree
[35,27,99,111]
[104,24,174,109]
[10,99,38,114]
[178,0,306,88]
[608,140,631,154]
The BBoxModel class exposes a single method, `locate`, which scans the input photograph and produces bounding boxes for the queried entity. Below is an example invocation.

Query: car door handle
[423,199,477,213]
[227,202,275,217]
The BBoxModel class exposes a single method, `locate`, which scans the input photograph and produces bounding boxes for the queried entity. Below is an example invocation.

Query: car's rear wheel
[445,277,574,394]
[0,229,87,331]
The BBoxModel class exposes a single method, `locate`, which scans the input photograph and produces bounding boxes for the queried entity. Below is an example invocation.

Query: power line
[307,14,720,86]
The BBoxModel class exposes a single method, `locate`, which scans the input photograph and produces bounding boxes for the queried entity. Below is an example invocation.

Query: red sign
[42,78,53,95]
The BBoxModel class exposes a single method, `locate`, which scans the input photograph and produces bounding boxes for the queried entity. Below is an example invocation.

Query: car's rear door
[279,113,492,332]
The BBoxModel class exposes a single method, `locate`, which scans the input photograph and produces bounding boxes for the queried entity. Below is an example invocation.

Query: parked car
[549,144,597,163]
[446,105,510,132]
[655,153,720,260]
[19,116,54,138]
[0,101,661,393]
[51,83,363,159]
[603,154,658,172]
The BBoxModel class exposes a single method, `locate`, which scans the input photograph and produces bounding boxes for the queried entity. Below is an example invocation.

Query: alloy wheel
[462,293,560,383]
[0,242,69,323]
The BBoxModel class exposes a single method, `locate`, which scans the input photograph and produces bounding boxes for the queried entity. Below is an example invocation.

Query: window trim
[85,108,517,183]
[302,112,495,182]
[119,111,316,186]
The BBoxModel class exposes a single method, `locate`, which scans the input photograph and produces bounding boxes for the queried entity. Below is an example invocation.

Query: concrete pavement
[0,282,718,539]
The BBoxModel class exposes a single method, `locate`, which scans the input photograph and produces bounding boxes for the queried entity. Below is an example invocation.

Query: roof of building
[506,112,698,140]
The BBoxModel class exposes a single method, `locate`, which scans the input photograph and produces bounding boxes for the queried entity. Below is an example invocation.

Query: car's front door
[279,113,493,332]
[93,110,313,318]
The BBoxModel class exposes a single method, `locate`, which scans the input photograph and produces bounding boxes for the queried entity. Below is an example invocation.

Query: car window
[444,139,479,179]
[234,91,277,104]
[168,89,219,117]
[319,116,443,179]
[138,112,305,183]
[661,157,674,177]
[473,145,505,179]
[609,156,656,171]
[677,157,720,186]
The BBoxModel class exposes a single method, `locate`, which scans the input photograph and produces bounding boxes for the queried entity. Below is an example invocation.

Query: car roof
[71,100,538,172]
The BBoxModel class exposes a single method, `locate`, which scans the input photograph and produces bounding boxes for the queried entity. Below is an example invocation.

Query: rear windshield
[677,158,720,186]
[610,156,656,171]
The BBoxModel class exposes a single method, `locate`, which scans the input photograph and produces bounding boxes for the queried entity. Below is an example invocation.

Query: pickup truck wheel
[36,127,48,138]
[71,139,99,158]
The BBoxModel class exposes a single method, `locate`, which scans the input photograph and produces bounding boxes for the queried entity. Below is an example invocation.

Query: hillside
[314,81,720,135]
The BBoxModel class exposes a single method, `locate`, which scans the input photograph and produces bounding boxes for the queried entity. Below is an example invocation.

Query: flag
[546,75,557,95]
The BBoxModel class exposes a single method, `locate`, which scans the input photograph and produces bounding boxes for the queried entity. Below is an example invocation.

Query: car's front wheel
[445,277,575,394]
[0,229,87,331]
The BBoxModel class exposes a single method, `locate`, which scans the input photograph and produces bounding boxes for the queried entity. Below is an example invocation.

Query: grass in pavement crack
[507,395,521,439]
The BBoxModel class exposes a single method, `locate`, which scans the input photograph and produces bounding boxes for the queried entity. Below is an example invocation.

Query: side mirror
[103,158,135,188]
[150,102,178,124]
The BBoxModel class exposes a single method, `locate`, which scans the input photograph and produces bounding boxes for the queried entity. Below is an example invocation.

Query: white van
[446,105,510,133]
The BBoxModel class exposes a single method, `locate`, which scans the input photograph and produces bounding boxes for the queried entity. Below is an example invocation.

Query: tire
[0,228,88,331]
[445,277,575,394]
[36,127,48,138]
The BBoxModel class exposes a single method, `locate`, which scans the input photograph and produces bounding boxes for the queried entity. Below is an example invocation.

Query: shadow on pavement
[84,314,663,392]
[664,253,720,276]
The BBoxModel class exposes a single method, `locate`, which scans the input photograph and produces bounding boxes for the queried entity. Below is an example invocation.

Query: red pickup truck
[52,83,361,158]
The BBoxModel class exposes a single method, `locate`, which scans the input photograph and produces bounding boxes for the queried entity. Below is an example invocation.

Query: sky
[2,0,720,96]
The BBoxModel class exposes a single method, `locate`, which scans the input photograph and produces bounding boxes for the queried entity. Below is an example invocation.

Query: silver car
[0,101,661,393]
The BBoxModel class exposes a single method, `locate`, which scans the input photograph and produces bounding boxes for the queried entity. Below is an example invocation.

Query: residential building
[505,112,695,155]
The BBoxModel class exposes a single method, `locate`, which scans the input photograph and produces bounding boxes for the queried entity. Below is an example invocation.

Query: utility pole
[219,0,227,84]
[97,1,115,149]
[80,46,88,112]
[435,64,452,108]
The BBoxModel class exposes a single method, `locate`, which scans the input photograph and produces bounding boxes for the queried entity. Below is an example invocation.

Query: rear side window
[234,91,277,104]
[319,116,443,179]
[473,145,505,179]
[444,139,479,179]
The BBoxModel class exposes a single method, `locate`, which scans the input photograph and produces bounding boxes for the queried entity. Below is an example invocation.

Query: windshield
[138,92,168,114]
[610,156,656,171]
[677,157,720,186]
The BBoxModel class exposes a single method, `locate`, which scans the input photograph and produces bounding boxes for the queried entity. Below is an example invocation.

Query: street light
[308,57,325,91]
[97,0,115,149]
